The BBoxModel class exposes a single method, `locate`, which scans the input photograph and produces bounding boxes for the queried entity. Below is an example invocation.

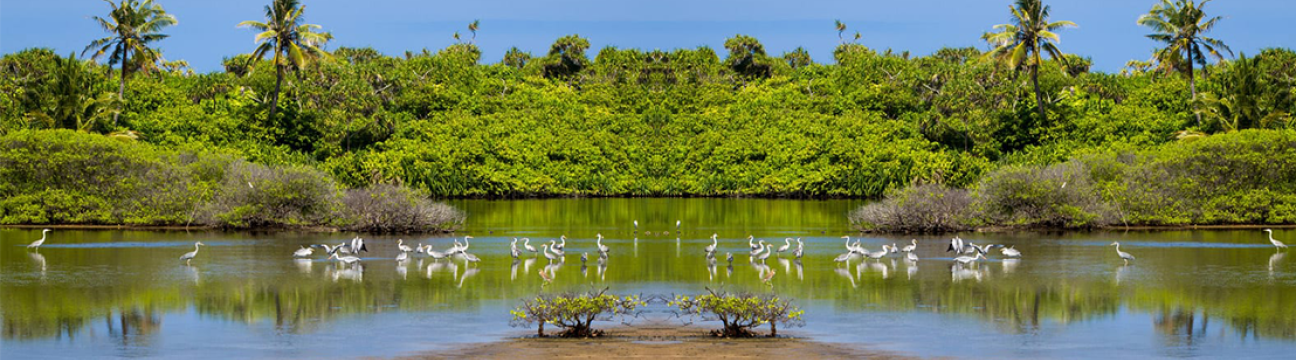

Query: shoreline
[400,326,918,359]
[0,224,457,233]
[6,223,1292,234]
[853,223,1296,234]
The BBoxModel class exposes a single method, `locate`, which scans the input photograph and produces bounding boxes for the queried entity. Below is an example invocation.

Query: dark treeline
[1,0,1294,227]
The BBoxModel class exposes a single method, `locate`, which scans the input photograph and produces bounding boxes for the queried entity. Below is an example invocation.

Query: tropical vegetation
[1,0,1294,228]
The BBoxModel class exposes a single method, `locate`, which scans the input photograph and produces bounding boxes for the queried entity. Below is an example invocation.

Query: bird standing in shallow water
[1001,245,1022,258]
[27,229,52,250]
[1110,242,1134,265]
[180,242,205,264]
[292,245,315,258]
[1264,229,1288,250]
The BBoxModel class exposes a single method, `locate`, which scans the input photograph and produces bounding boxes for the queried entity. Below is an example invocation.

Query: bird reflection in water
[330,263,363,283]
[1002,258,1020,274]
[294,258,313,274]
[29,251,47,281]
[951,263,983,283]
[1115,263,1131,285]
[183,263,200,285]
[835,267,857,288]
[457,267,479,288]
[1270,251,1286,281]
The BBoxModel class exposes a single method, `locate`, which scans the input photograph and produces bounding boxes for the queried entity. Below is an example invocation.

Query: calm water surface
[2,198,1295,359]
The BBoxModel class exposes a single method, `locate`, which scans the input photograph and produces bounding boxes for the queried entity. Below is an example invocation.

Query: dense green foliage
[509,289,645,337]
[0,129,461,230]
[671,289,805,337]
[853,129,1296,231]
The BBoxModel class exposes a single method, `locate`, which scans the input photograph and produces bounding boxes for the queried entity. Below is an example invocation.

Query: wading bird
[397,239,413,253]
[1264,229,1288,250]
[461,236,473,253]
[1110,242,1135,265]
[755,243,773,263]
[581,252,588,264]
[750,240,766,258]
[704,234,718,254]
[596,233,610,254]
[292,245,315,258]
[460,252,480,263]
[901,239,917,253]
[1001,245,1022,258]
[777,238,793,254]
[27,229,52,250]
[351,237,369,254]
[554,235,567,252]
[425,245,448,261]
[748,236,762,253]
[676,220,681,232]
[542,244,560,263]
[947,237,965,254]
[953,252,986,265]
[522,238,537,254]
[633,220,639,231]
[180,241,205,264]
[548,240,565,257]
[727,252,734,264]
[865,245,890,261]
[329,253,361,265]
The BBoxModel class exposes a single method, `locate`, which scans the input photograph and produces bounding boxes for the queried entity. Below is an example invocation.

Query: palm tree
[238,0,333,122]
[1137,0,1232,127]
[82,0,176,126]
[982,0,1075,121]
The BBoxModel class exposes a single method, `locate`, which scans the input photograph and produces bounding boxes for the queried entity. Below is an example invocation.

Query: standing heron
[1264,229,1288,250]
[596,233,610,254]
[865,245,890,261]
[460,252,481,263]
[749,240,767,258]
[461,236,473,253]
[27,229,52,250]
[425,245,448,261]
[1110,242,1135,265]
[554,235,567,252]
[522,238,538,254]
[676,220,681,232]
[777,238,793,254]
[1001,245,1022,258]
[548,240,566,257]
[328,253,361,265]
[755,243,773,263]
[397,239,413,253]
[901,239,917,253]
[947,237,965,254]
[180,242,205,264]
[292,245,315,258]
[704,234,718,254]
[633,220,639,232]
[541,244,560,263]
[351,237,369,254]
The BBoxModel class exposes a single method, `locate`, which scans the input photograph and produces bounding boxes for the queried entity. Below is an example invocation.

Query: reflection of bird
[1001,245,1022,258]
[397,239,413,253]
[27,229,52,249]
[906,251,919,262]
[396,251,408,262]
[180,242,205,264]
[293,245,315,258]
[1110,242,1135,265]
[1264,229,1288,250]
[1270,251,1286,279]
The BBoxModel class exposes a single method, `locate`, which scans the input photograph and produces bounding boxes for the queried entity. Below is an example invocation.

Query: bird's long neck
[40,232,48,242]
[194,243,201,252]
[1114,244,1121,252]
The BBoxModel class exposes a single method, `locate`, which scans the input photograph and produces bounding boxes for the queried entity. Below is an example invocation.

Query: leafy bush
[670,289,804,337]
[202,160,342,228]
[509,289,645,337]
[977,161,1113,228]
[850,184,976,232]
[340,184,464,232]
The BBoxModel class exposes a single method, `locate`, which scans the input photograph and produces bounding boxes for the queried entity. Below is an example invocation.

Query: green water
[2,198,1295,359]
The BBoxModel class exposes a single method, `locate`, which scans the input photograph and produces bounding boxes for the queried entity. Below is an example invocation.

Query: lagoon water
[3,198,1295,359]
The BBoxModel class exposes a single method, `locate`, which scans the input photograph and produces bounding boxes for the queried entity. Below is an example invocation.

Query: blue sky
[3,0,1294,73]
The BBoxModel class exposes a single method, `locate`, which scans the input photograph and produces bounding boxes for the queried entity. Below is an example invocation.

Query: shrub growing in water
[203,160,343,228]
[850,184,976,232]
[670,288,804,337]
[340,184,464,232]
[509,289,645,337]
[977,161,1114,228]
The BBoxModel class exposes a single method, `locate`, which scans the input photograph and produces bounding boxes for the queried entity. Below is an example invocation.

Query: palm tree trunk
[115,47,127,127]
[1032,65,1045,121]
[1188,51,1200,127]
[268,63,284,121]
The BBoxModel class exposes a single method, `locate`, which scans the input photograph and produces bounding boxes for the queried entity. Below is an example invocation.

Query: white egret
[676,220,681,231]
[425,245,448,261]
[748,236,761,252]
[1001,245,1022,258]
[834,251,857,264]
[755,243,773,263]
[511,245,521,259]
[555,235,567,252]
[416,243,426,255]
[596,233,610,254]
[749,240,766,258]
[901,239,917,253]
[27,229,52,249]
[633,220,639,231]
[541,244,560,263]
[292,245,315,258]
[1110,242,1135,264]
[522,238,537,254]
[704,234,718,254]
[461,236,473,252]
[1264,229,1288,250]
[865,245,890,261]
[461,252,481,263]
[947,237,965,254]
[794,238,804,259]
[328,253,361,265]
[548,240,565,257]
[397,239,413,253]
[351,237,369,254]
[953,252,986,265]
[180,242,205,264]
[777,238,793,254]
